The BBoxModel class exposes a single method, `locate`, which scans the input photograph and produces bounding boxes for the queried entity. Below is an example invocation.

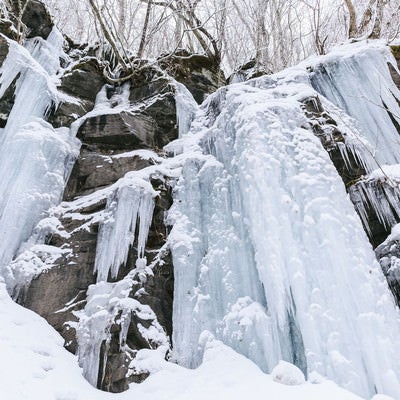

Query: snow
[1,29,400,400]
[0,280,366,400]
[271,360,306,385]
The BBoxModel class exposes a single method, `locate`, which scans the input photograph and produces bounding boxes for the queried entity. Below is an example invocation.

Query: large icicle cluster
[0,31,79,272]
[310,43,400,242]
[72,169,160,384]
[310,43,400,166]
[167,45,400,399]
[94,179,156,282]
[73,275,168,387]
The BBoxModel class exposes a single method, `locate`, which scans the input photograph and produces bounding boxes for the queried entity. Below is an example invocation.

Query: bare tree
[344,0,389,39]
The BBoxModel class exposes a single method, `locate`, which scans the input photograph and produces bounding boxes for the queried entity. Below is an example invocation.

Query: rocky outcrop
[389,46,400,88]
[376,234,400,306]
[158,50,226,103]
[0,35,16,128]
[227,59,271,83]
[7,0,53,39]
[0,19,18,41]
[49,57,106,127]
[17,47,184,392]
[302,95,396,248]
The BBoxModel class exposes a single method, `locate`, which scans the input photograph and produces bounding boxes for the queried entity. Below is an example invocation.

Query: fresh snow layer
[0,279,366,400]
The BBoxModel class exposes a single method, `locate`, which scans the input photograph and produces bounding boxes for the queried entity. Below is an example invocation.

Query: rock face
[158,50,226,103]
[8,0,53,39]
[19,66,179,391]
[0,35,14,128]
[49,57,106,128]
[376,234,400,306]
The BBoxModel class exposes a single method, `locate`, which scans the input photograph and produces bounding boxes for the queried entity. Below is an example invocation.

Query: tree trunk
[137,0,152,59]
[87,0,129,72]
[368,0,388,39]
[344,0,357,38]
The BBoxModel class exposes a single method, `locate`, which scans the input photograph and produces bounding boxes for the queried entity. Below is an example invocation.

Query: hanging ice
[0,31,79,273]
[94,178,156,282]
[168,61,400,398]
[310,44,400,165]
[73,276,168,387]
[174,81,199,138]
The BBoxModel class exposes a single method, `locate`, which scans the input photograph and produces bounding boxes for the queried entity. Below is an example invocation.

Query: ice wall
[310,45,400,165]
[169,52,400,398]
[0,31,79,272]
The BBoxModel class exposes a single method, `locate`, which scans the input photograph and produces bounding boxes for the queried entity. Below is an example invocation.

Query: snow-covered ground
[0,280,366,400]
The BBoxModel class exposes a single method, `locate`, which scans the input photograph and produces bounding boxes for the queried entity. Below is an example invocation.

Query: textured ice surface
[310,44,400,165]
[0,31,79,272]
[168,48,400,398]
[94,179,156,282]
[1,34,400,400]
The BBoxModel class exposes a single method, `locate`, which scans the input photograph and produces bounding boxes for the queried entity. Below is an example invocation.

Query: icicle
[310,46,400,166]
[174,81,199,138]
[350,175,400,233]
[0,31,79,273]
[94,181,156,283]
[74,277,168,387]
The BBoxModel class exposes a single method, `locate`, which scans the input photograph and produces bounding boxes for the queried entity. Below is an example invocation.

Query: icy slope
[168,45,400,399]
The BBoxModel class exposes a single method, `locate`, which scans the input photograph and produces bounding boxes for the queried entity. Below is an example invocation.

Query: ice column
[170,75,400,399]
[0,31,78,272]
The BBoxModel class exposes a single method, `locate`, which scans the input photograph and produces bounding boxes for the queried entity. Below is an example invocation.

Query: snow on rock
[271,360,306,386]
[73,275,169,387]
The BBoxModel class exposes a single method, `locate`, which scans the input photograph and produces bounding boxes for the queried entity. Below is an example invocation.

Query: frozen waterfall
[169,46,400,399]
[0,31,79,272]
[310,44,400,165]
